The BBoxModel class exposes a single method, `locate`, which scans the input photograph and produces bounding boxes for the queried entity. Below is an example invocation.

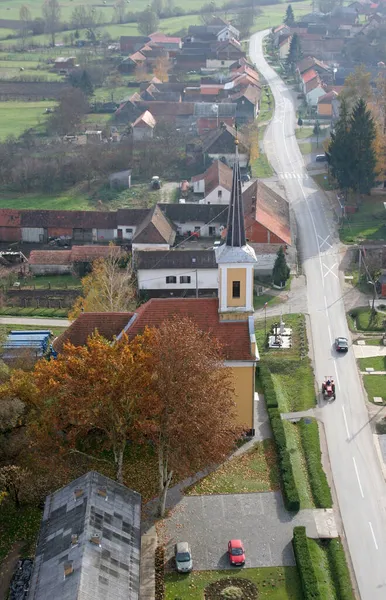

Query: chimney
[64,561,74,577]
[97,487,108,499]
[74,488,84,500]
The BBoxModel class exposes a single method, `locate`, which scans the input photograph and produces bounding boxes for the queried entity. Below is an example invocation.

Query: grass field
[363,374,386,404]
[186,439,280,495]
[165,567,304,600]
[0,101,54,140]
[349,307,385,332]
[340,195,386,243]
[0,188,91,210]
[358,356,386,371]
[20,274,82,289]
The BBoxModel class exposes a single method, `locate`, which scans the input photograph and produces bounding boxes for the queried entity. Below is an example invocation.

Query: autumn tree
[153,56,171,82]
[32,333,151,483]
[0,465,30,508]
[70,248,136,318]
[47,88,89,135]
[138,317,242,516]
[42,0,61,46]
[19,5,32,49]
[135,61,149,82]
[341,64,372,109]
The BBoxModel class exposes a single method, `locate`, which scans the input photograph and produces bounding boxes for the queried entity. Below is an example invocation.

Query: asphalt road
[250,30,386,599]
[0,317,70,327]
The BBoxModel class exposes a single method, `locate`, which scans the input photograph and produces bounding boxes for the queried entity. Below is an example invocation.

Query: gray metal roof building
[27,471,141,600]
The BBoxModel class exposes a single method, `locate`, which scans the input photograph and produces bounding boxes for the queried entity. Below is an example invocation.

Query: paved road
[0,317,70,327]
[250,31,386,599]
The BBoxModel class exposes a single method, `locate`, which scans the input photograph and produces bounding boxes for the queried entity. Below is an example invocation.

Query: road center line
[327,325,332,344]
[369,522,379,550]
[353,457,364,498]
[342,406,350,440]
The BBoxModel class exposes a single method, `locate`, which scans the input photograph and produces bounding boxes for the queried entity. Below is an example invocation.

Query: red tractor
[322,377,336,401]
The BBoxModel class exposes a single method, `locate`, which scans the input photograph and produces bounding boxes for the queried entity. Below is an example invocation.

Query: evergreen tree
[328,98,353,195]
[284,4,294,26]
[349,98,377,195]
[69,69,94,97]
[286,33,302,71]
[272,246,290,286]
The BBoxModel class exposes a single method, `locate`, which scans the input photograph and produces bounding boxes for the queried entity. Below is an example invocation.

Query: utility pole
[196,269,198,298]
[358,247,362,279]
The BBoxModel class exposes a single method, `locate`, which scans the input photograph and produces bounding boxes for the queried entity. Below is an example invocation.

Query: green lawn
[358,356,386,371]
[307,538,337,600]
[358,337,383,346]
[363,374,386,404]
[0,307,68,318]
[93,86,138,104]
[20,274,82,289]
[350,307,385,332]
[254,293,282,310]
[250,152,274,178]
[259,87,274,124]
[283,421,314,508]
[186,439,280,495]
[340,195,386,244]
[165,567,304,600]
[0,101,55,140]
[0,189,91,210]
[0,502,42,564]
[312,173,336,191]
[295,127,314,140]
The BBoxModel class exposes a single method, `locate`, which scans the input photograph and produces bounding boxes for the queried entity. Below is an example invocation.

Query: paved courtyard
[162,491,323,571]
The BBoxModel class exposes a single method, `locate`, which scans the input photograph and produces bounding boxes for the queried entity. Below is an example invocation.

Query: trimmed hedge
[292,527,321,600]
[299,419,332,508]
[259,364,278,408]
[269,408,300,511]
[327,538,355,600]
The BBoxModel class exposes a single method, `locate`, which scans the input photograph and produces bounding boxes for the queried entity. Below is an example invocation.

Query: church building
[53,143,259,432]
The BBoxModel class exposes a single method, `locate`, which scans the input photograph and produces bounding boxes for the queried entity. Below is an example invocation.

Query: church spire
[226,137,246,247]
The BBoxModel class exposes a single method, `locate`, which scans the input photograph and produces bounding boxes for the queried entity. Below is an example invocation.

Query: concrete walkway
[281,409,316,422]
[353,345,386,358]
[140,527,157,600]
[0,317,70,327]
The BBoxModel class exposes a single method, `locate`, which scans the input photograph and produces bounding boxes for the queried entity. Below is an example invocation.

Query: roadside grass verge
[348,307,385,332]
[311,173,336,191]
[0,307,68,318]
[253,292,283,310]
[250,152,274,178]
[165,567,304,600]
[293,527,355,600]
[295,127,314,140]
[358,337,383,346]
[358,356,386,371]
[299,419,332,508]
[186,439,279,495]
[0,502,42,564]
[339,195,386,244]
[363,374,386,404]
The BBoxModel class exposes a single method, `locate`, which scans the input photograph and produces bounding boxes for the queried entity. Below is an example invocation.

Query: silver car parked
[175,541,193,573]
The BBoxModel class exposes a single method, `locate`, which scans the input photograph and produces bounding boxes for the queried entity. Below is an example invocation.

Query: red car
[228,540,245,566]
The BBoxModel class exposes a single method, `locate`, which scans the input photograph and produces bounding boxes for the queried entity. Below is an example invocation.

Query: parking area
[162,491,318,571]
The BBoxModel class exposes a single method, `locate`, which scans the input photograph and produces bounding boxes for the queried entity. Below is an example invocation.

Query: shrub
[327,538,355,600]
[376,418,386,434]
[292,527,321,600]
[299,419,332,508]
[269,408,300,511]
[259,364,278,408]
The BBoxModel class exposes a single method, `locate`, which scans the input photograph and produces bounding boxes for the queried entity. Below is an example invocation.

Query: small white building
[216,24,240,42]
[159,203,227,238]
[132,110,156,141]
[136,249,218,297]
[109,170,132,190]
[191,160,233,205]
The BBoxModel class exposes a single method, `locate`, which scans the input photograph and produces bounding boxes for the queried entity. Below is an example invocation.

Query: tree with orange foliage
[138,317,242,516]
[135,62,148,83]
[153,56,171,82]
[31,333,151,483]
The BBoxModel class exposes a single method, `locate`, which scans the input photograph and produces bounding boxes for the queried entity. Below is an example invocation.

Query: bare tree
[47,88,89,135]
[42,0,61,46]
[114,0,126,23]
[19,5,32,49]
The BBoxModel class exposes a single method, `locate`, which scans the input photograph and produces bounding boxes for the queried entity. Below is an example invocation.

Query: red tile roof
[318,90,338,104]
[29,250,72,265]
[126,298,253,360]
[53,312,133,353]
[243,181,291,246]
[0,209,21,227]
[191,160,233,195]
[302,68,318,83]
[70,245,122,262]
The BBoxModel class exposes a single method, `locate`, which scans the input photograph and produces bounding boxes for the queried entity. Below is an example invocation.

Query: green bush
[299,419,332,508]
[292,527,321,600]
[327,538,355,600]
[259,364,278,408]
[269,408,300,511]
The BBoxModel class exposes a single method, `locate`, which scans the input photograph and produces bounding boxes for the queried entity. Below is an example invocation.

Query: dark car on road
[335,337,349,352]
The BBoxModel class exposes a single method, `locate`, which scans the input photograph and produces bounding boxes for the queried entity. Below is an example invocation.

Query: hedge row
[259,364,278,408]
[299,419,332,508]
[268,408,300,511]
[292,526,321,600]
[327,538,355,600]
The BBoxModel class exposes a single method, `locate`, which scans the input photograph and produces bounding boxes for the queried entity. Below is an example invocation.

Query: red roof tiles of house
[302,68,318,83]
[191,160,233,195]
[70,245,122,262]
[53,312,133,353]
[125,298,253,360]
[0,209,21,227]
[29,250,72,265]
[318,90,339,103]
[243,180,291,246]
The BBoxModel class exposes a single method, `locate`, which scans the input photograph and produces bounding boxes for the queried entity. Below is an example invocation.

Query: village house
[194,102,237,134]
[132,110,156,141]
[191,159,233,204]
[300,68,326,106]
[52,155,260,432]
[136,249,218,297]
[317,90,339,117]
[131,205,176,252]
[278,34,292,60]
[27,471,141,600]
[148,31,182,51]
[296,56,332,84]
[216,24,240,42]
[272,24,291,47]
[120,35,151,53]
[54,56,76,73]
[28,245,123,276]
[202,124,249,168]
[227,86,260,123]
[160,203,227,238]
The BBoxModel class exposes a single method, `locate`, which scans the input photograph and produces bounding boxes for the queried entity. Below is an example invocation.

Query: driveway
[353,344,386,359]
[161,492,323,571]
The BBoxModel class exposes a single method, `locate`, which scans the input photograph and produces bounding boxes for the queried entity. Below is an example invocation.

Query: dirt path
[0,541,25,600]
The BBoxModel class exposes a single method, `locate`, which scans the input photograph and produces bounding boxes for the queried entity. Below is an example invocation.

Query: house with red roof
[132,110,156,141]
[301,68,326,106]
[191,160,233,204]
[52,148,260,433]
[278,34,292,60]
